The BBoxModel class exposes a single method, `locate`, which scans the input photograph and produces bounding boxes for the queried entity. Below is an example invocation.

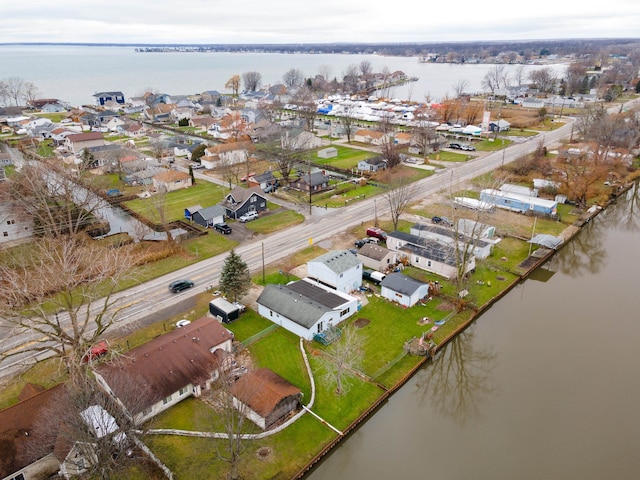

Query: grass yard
[312,144,377,170]
[124,182,227,222]
[244,210,305,234]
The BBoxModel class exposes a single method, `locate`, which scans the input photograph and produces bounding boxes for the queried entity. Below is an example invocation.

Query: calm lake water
[306,185,640,480]
[0,45,565,107]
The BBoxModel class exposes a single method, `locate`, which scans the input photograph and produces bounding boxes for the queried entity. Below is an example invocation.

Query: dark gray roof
[253,171,276,183]
[380,273,427,296]
[284,280,347,308]
[298,171,329,186]
[411,223,491,248]
[257,283,335,329]
[310,250,362,275]
[224,186,266,209]
[194,205,224,220]
[389,231,456,266]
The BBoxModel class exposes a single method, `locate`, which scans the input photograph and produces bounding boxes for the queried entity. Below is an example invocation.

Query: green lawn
[124,183,227,222]
[244,210,305,234]
[312,144,377,170]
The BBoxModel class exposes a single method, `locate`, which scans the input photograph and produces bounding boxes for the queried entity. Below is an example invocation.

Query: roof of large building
[95,317,232,412]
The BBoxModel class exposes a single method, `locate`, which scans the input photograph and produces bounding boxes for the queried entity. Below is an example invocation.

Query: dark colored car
[366,226,387,241]
[432,216,453,227]
[169,279,194,293]
[448,143,462,149]
[214,223,232,234]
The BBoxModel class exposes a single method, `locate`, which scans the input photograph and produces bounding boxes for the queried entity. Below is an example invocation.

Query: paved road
[0,120,576,379]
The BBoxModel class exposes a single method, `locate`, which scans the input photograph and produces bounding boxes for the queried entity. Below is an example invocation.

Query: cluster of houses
[0,316,304,480]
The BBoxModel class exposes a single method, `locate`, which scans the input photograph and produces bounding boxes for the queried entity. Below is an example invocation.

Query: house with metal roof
[307,250,363,293]
[387,231,475,280]
[93,317,234,424]
[256,278,358,340]
[380,272,430,307]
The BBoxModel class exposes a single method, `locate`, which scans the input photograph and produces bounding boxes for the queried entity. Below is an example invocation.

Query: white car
[175,319,191,328]
[238,211,259,223]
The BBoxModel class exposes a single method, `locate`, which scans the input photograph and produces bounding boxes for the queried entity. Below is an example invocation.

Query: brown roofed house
[152,169,192,193]
[229,368,302,430]
[93,317,234,424]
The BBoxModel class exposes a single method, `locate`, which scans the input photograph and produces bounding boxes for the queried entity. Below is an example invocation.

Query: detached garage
[209,297,242,323]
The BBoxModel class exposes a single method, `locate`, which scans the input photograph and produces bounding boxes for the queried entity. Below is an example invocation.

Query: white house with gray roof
[256,278,358,340]
[307,250,363,293]
[380,273,430,307]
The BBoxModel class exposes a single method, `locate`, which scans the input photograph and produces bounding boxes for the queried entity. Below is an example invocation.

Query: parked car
[175,319,191,328]
[82,341,109,363]
[214,223,232,234]
[169,279,194,293]
[460,144,476,151]
[448,142,462,150]
[106,188,123,197]
[366,226,388,241]
[238,211,259,223]
[191,163,205,170]
[354,237,378,248]
[432,216,453,227]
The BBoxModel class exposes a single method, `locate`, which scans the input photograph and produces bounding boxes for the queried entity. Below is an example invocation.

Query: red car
[83,341,109,363]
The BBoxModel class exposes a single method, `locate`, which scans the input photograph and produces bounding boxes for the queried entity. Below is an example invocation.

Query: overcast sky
[2,1,640,45]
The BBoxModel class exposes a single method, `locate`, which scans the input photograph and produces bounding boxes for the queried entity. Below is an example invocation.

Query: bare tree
[242,71,262,92]
[359,60,374,89]
[257,132,305,185]
[380,136,402,169]
[318,325,363,396]
[452,79,469,98]
[293,86,318,132]
[340,103,358,143]
[282,68,305,89]
[383,179,416,230]
[513,64,526,87]
[481,65,507,98]
[146,190,176,247]
[4,76,26,106]
[2,161,108,238]
[225,75,241,97]
[317,64,333,84]
[528,67,556,93]
[565,62,588,96]
[30,375,158,479]
[411,122,438,161]
[0,236,137,379]
[343,64,360,94]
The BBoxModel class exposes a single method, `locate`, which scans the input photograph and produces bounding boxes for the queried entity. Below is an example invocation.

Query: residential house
[357,243,398,272]
[380,273,430,308]
[121,122,145,138]
[0,383,66,480]
[357,156,386,173]
[189,116,217,132]
[353,129,387,145]
[191,205,225,228]
[393,132,412,145]
[93,91,125,106]
[410,223,494,259]
[144,103,177,123]
[152,169,193,193]
[229,368,302,430]
[250,118,281,143]
[248,171,278,192]
[64,132,105,156]
[520,98,545,109]
[220,186,267,220]
[204,141,253,166]
[80,144,123,170]
[488,119,511,132]
[281,129,322,151]
[256,278,359,341]
[124,167,166,186]
[307,250,363,294]
[289,171,330,194]
[200,90,221,103]
[105,116,125,132]
[93,317,234,425]
[386,230,475,280]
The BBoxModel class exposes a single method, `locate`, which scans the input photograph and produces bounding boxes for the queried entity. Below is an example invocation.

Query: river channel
[306,185,640,480]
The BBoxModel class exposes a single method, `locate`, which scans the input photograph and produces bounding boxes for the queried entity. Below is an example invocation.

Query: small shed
[191,205,225,228]
[184,205,203,220]
[317,147,338,159]
[209,297,242,323]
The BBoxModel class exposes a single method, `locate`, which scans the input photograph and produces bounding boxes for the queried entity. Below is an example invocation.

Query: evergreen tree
[219,250,251,302]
